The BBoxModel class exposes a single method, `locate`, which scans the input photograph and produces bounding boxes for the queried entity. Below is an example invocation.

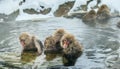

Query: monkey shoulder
[31,36,43,47]
[74,40,83,50]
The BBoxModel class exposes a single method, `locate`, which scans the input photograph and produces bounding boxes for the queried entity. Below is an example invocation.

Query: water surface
[0,17,120,69]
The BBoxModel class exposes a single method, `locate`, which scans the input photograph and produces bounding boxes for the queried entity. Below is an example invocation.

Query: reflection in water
[45,53,61,61]
[21,52,38,63]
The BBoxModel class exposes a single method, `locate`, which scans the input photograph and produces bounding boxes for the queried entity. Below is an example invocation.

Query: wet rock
[96,0,101,5]
[23,8,51,15]
[0,10,19,21]
[21,1,74,16]
[80,5,88,11]
[54,1,75,17]
[19,0,51,15]
[87,0,93,5]
[7,10,19,21]
[64,11,87,18]
[87,0,101,10]
[19,0,25,5]
[0,14,7,20]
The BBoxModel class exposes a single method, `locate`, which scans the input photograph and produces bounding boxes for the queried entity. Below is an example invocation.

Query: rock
[23,8,51,15]
[54,1,75,17]
[64,11,87,18]
[0,10,19,21]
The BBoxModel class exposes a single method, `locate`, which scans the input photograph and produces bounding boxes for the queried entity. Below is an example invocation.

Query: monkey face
[19,32,32,47]
[62,39,71,49]
[20,38,26,47]
[61,34,74,49]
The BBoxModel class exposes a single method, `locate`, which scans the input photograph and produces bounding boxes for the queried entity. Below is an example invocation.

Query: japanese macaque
[19,32,43,55]
[60,33,83,66]
[82,9,97,23]
[44,36,58,54]
[97,4,111,20]
[52,28,67,48]
[44,29,66,54]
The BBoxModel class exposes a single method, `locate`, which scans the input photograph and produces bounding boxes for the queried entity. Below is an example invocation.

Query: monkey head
[97,4,110,14]
[19,32,32,47]
[100,4,109,10]
[53,28,66,42]
[61,34,75,49]
[89,10,96,15]
[44,36,55,49]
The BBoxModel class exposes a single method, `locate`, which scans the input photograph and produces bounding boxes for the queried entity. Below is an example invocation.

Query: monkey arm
[55,41,63,51]
[62,51,78,66]
[33,37,43,55]
[38,40,44,51]
[44,41,63,54]
[62,46,82,66]
[63,45,82,59]
[23,47,37,52]
[44,47,63,54]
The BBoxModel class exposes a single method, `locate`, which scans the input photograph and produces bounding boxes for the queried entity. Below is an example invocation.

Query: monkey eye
[68,40,72,44]
[20,39,25,42]
[64,39,67,41]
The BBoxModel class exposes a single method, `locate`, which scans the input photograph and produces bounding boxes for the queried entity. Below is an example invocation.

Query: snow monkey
[44,29,67,54]
[19,32,43,55]
[97,4,111,20]
[82,9,97,23]
[60,33,83,66]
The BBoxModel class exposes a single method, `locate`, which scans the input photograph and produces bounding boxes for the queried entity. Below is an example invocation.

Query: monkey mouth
[20,41,25,47]
[63,40,69,48]
[63,44,68,48]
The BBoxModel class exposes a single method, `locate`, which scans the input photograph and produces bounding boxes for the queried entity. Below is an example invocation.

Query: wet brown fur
[97,4,111,20]
[19,32,43,55]
[60,33,83,66]
[82,9,96,22]
[44,36,56,50]
[53,28,67,43]
[44,29,66,54]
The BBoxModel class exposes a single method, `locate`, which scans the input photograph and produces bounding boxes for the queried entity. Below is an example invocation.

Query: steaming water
[0,0,120,69]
